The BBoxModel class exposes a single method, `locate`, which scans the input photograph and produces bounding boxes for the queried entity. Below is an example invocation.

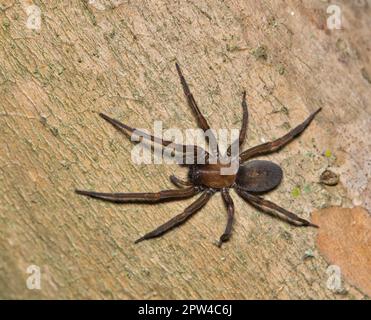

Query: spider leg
[218,188,235,247]
[236,188,318,227]
[99,113,209,163]
[169,175,192,188]
[175,63,219,157]
[75,186,199,203]
[135,189,214,243]
[226,91,248,157]
[239,108,321,163]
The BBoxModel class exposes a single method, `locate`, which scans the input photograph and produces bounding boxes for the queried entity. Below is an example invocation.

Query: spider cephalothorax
[76,63,321,247]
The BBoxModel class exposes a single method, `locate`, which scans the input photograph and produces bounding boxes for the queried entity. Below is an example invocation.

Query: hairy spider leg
[236,188,318,228]
[135,190,214,243]
[226,91,248,157]
[239,108,322,163]
[175,63,219,157]
[218,188,235,247]
[99,113,209,163]
[75,186,199,203]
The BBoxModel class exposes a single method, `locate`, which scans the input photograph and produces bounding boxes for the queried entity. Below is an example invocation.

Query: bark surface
[1,0,370,299]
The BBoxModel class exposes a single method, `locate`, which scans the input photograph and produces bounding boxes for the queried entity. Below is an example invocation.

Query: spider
[76,63,321,247]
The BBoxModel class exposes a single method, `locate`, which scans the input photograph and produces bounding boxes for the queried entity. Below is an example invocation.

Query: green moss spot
[50,127,59,137]
[291,186,301,198]
[2,18,10,29]
[281,121,291,131]
[251,45,268,60]
[305,151,314,158]
[277,64,285,75]
[303,184,311,193]
[324,149,332,158]
[303,249,315,259]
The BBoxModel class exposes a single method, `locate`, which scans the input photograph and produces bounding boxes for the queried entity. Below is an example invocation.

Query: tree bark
[0,0,370,299]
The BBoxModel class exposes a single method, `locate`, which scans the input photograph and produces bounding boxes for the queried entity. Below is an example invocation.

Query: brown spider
[76,63,321,247]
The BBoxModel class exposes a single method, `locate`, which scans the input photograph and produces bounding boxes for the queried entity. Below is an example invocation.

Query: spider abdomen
[189,163,237,189]
[235,160,283,193]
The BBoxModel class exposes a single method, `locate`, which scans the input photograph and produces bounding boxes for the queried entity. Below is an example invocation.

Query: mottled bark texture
[0,0,370,299]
